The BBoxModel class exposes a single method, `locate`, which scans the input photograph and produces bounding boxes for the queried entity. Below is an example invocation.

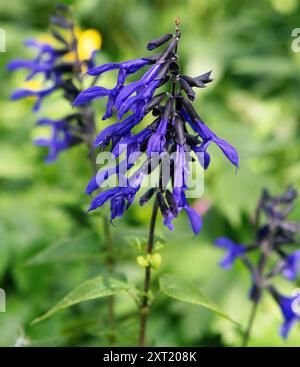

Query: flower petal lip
[10,89,38,99]
[269,286,300,339]
[72,86,111,105]
[282,250,300,281]
[7,60,39,71]
[185,204,202,234]
[181,98,239,167]
[87,58,151,76]
[86,176,99,195]
[215,237,246,269]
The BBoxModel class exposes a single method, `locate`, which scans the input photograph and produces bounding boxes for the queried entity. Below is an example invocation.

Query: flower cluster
[7,4,101,162]
[215,187,300,338]
[74,21,238,233]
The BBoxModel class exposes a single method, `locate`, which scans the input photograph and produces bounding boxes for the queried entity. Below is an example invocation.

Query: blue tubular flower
[74,58,161,122]
[34,117,82,162]
[88,171,144,221]
[11,86,56,112]
[7,39,59,81]
[109,64,162,122]
[146,97,173,154]
[175,188,202,234]
[87,58,152,79]
[81,24,238,232]
[269,287,300,339]
[111,126,154,160]
[93,114,137,149]
[180,99,239,168]
[142,187,201,234]
[86,154,135,195]
[215,237,246,269]
[282,250,300,280]
[196,120,239,168]
[8,40,68,112]
[72,86,111,106]
[173,143,190,190]
[192,141,211,169]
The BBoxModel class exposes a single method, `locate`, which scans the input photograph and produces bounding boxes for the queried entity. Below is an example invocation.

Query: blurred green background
[1,0,300,346]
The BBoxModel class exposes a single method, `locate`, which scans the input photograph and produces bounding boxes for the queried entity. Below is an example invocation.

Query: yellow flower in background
[23,80,42,91]
[63,28,102,64]
[77,29,102,61]
[21,80,42,101]
[28,28,102,71]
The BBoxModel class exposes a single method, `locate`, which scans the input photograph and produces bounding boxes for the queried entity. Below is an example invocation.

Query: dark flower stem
[242,300,259,347]
[242,250,267,347]
[138,196,159,347]
[242,220,275,347]
[138,19,180,347]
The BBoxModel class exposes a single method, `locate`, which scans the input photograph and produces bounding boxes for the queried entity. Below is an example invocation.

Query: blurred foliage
[0,0,300,346]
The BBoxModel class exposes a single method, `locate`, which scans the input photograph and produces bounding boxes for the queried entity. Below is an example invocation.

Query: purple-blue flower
[7,39,60,82]
[34,117,83,163]
[88,171,144,221]
[79,27,238,233]
[215,237,246,269]
[10,86,56,112]
[282,250,300,281]
[162,188,202,234]
[73,60,163,124]
[7,38,69,112]
[180,102,239,168]
[7,5,101,162]
[269,287,300,338]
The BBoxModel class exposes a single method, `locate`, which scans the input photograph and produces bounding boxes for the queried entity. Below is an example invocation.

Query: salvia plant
[10,4,299,348]
[215,187,300,346]
[8,9,241,347]
[73,17,238,345]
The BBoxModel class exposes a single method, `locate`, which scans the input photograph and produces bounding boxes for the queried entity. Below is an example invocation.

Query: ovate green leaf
[160,275,240,326]
[32,275,128,324]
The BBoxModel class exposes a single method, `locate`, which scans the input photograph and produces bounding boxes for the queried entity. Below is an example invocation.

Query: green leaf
[32,275,128,324]
[26,231,102,265]
[159,275,240,326]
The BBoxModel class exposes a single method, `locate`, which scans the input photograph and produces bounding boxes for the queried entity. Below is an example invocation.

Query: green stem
[103,215,116,345]
[138,197,159,347]
[242,223,275,347]
[242,300,259,347]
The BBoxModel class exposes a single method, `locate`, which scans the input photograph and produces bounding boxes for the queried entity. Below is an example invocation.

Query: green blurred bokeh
[0,0,300,346]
